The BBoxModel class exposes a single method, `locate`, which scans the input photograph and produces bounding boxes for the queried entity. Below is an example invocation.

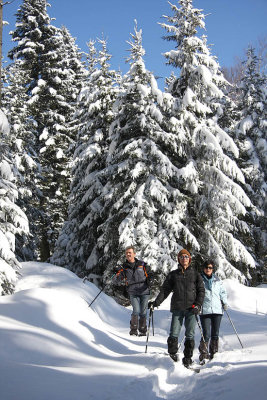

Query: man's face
[178,254,190,269]
[125,248,136,263]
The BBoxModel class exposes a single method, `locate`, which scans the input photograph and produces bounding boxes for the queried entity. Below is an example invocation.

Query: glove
[222,303,228,311]
[113,266,123,274]
[192,304,200,315]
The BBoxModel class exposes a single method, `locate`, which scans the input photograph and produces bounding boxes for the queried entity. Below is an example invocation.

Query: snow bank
[0,262,266,400]
[224,279,267,315]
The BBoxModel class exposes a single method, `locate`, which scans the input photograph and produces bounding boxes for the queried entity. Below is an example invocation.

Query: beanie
[178,249,191,258]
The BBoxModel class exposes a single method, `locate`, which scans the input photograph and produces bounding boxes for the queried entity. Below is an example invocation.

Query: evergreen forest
[0,0,266,300]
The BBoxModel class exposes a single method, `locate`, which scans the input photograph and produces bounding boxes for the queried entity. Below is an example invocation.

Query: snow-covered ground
[0,262,267,400]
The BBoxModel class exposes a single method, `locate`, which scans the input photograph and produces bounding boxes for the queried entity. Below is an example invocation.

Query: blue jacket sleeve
[220,282,228,306]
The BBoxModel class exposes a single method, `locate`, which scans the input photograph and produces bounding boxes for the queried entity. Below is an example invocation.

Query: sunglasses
[179,255,189,259]
[204,266,213,270]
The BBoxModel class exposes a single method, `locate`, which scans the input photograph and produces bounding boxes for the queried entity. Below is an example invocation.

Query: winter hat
[178,249,192,266]
[178,249,191,259]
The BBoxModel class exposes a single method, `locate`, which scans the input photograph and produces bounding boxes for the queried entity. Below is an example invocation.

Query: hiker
[113,246,153,336]
[198,260,228,361]
[148,249,205,367]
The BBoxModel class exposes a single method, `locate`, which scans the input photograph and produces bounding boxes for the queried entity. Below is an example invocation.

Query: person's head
[203,260,215,276]
[177,249,191,269]
[125,246,136,263]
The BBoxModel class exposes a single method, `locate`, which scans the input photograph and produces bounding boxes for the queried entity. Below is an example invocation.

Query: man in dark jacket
[149,249,205,367]
[113,246,153,336]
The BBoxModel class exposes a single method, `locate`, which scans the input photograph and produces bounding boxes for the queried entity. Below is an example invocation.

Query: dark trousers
[200,314,222,342]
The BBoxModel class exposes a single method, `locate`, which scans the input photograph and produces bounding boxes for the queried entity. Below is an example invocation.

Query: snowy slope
[0,262,266,400]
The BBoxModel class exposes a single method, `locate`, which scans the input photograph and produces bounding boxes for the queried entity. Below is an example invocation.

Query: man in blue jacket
[149,249,205,367]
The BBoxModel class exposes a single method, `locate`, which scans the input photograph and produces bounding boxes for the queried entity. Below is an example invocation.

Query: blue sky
[2,0,267,88]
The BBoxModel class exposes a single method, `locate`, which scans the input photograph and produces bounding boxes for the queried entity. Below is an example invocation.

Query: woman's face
[204,264,214,276]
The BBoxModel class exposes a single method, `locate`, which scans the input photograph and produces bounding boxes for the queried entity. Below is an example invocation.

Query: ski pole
[88,287,105,307]
[145,307,154,353]
[195,315,209,354]
[225,309,244,348]
[84,273,116,308]
[151,307,155,336]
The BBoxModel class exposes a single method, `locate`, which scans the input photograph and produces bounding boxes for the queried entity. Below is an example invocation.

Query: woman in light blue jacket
[199,260,228,361]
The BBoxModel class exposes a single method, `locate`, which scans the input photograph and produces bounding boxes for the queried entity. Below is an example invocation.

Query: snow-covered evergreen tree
[160,0,255,281]
[236,47,267,276]
[2,59,40,261]
[93,22,200,293]
[50,39,95,271]
[8,0,86,259]
[52,38,118,282]
[0,110,29,295]
[60,25,88,141]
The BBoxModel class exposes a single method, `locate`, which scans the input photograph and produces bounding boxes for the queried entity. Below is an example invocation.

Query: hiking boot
[129,315,138,336]
[209,338,219,359]
[182,357,193,367]
[167,337,178,362]
[138,316,147,336]
[184,339,195,359]
[167,336,178,355]
[169,353,178,362]
[199,340,210,362]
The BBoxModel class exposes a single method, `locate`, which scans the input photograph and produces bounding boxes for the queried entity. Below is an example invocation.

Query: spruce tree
[236,47,267,279]
[160,0,255,281]
[2,59,40,261]
[0,110,29,295]
[8,0,86,259]
[95,22,199,294]
[52,38,118,283]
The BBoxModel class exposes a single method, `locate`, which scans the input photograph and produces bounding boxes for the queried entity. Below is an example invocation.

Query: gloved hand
[192,304,200,315]
[222,303,228,311]
[113,266,122,274]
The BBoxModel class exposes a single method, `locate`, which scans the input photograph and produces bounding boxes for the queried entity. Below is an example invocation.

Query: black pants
[200,314,222,342]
